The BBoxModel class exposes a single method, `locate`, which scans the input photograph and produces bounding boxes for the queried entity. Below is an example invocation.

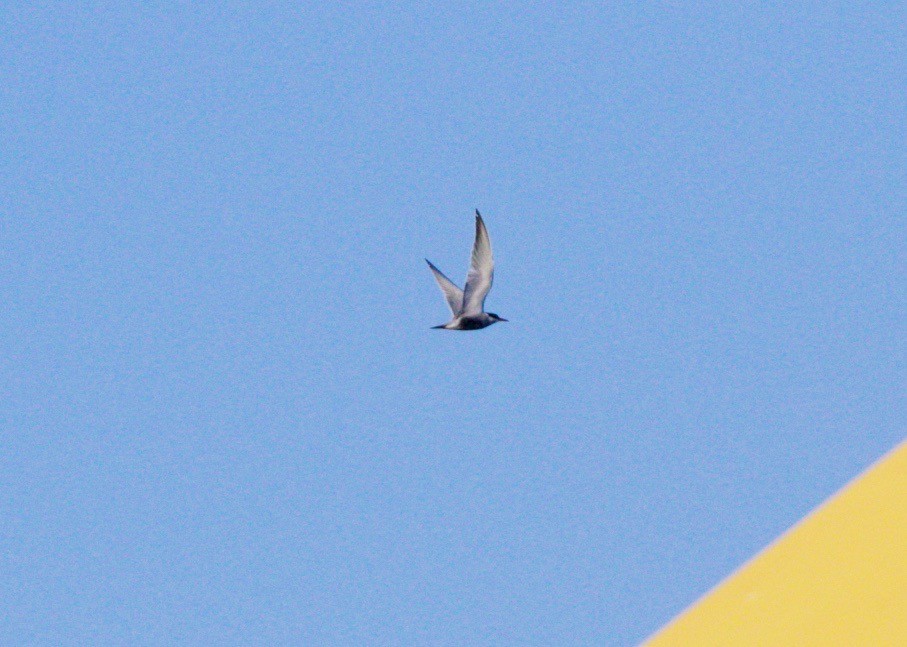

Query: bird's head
[488,313,508,323]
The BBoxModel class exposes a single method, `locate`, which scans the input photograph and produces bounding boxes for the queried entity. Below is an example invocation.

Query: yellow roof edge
[643,437,907,645]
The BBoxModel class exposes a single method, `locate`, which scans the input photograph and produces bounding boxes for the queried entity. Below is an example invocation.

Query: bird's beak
[499,317,508,322]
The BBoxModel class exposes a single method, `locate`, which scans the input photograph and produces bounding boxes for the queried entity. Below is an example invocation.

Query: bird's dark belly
[458,316,490,330]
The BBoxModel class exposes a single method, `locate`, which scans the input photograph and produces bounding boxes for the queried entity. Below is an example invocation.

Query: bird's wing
[460,210,494,315]
[425,259,464,316]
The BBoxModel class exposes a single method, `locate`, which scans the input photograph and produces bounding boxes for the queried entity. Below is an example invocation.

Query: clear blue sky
[2,3,904,645]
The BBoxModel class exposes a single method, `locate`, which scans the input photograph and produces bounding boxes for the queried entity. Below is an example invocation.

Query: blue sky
[2,2,904,644]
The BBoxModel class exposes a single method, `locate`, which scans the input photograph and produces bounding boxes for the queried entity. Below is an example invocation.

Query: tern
[426,210,508,330]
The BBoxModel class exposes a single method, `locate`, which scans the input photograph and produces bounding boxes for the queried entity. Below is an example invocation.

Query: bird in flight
[426,210,508,330]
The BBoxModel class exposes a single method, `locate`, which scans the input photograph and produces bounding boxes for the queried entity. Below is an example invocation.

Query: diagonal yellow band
[645,440,907,646]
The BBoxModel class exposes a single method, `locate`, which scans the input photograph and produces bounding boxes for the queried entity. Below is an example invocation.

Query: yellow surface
[645,440,907,646]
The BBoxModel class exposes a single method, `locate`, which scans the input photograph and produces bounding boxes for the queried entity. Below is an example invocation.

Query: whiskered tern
[426,210,507,330]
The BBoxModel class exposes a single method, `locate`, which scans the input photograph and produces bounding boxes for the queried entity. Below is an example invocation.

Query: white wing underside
[426,259,463,316]
[426,212,495,317]
[460,213,494,315]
